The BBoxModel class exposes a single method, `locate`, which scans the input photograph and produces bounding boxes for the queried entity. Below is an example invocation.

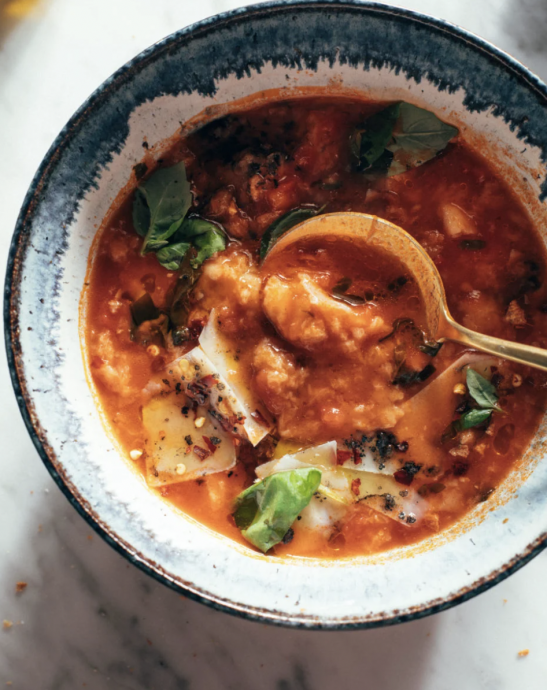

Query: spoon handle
[440,314,547,372]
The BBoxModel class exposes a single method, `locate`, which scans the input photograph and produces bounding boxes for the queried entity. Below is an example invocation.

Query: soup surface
[84,95,547,558]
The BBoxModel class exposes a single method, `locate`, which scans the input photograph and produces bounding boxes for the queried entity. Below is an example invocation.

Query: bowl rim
[5,0,547,630]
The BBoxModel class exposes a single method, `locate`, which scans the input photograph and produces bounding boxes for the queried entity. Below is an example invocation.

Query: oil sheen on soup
[84,95,547,558]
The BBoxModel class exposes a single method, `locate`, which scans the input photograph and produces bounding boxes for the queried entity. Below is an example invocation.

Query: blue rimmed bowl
[5,0,547,628]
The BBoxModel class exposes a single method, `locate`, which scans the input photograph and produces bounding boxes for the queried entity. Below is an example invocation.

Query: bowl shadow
[1,478,440,690]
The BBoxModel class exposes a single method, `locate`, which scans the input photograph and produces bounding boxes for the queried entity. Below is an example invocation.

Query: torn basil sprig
[260,205,324,260]
[444,368,502,440]
[233,468,321,553]
[132,161,226,269]
[466,368,502,412]
[156,217,226,270]
[351,102,458,177]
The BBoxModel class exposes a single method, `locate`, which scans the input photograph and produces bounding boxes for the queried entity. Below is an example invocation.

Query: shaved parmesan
[164,343,271,447]
[336,443,399,475]
[256,441,426,530]
[143,395,236,486]
[341,469,428,523]
[396,352,503,466]
[297,492,347,533]
[256,441,337,479]
[199,310,273,445]
[162,310,272,446]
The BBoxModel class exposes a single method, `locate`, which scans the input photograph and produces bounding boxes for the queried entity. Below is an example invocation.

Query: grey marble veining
[2,475,547,689]
[3,0,547,688]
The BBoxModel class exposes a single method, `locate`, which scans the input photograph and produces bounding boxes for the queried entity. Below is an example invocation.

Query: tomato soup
[83,96,547,558]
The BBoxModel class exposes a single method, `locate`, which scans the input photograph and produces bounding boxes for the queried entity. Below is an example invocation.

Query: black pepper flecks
[281,528,295,545]
[402,461,422,477]
[342,430,407,470]
[384,494,396,511]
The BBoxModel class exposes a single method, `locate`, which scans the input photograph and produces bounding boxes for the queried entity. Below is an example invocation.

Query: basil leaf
[156,218,227,272]
[178,217,220,239]
[260,206,323,260]
[193,228,226,267]
[155,242,191,271]
[390,102,459,154]
[176,218,226,267]
[132,189,150,237]
[350,103,400,172]
[132,162,192,255]
[460,408,492,430]
[233,469,321,553]
[466,368,501,410]
[130,292,159,326]
[351,102,458,177]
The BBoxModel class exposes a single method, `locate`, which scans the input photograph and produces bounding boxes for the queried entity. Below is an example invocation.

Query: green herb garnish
[260,206,324,260]
[351,102,458,177]
[155,242,191,271]
[351,104,400,173]
[444,368,502,439]
[233,469,321,553]
[466,368,502,412]
[129,293,168,346]
[459,408,493,430]
[179,218,226,268]
[130,292,160,326]
[133,161,192,254]
[168,248,202,345]
[132,162,226,269]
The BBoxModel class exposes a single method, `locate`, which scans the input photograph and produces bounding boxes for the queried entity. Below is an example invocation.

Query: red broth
[83,96,547,558]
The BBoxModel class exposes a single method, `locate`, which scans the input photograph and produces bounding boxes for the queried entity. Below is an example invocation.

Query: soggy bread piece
[262,273,388,355]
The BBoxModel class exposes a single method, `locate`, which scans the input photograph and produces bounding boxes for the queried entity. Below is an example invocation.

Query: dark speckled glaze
[5,1,547,628]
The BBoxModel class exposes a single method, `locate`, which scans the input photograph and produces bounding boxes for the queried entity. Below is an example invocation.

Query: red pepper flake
[209,408,232,432]
[251,409,270,427]
[394,469,414,486]
[336,450,352,464]
[228,414,245,427]
[186,382,209,405]
[188,317,207,340]
[202,436,218,454]
[352,447,362,465]
[193,445,211,462]
[351,478,361,496]
[200,374,218,388]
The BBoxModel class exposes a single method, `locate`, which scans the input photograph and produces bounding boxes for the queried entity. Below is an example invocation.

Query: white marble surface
[2,0,547,687]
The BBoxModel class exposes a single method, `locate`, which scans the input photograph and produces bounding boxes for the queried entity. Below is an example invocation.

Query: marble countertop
[2,0,547,687]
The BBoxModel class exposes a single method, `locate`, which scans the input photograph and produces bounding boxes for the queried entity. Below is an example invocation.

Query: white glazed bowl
[6,1,547,628]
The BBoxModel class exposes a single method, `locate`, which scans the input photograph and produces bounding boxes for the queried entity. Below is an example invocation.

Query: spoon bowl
[265,212,547,372]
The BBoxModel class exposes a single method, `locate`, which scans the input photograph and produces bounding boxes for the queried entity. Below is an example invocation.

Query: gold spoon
[263,212,547,372]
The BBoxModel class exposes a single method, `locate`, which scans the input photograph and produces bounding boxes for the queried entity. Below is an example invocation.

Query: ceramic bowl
[6,0,547,628]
